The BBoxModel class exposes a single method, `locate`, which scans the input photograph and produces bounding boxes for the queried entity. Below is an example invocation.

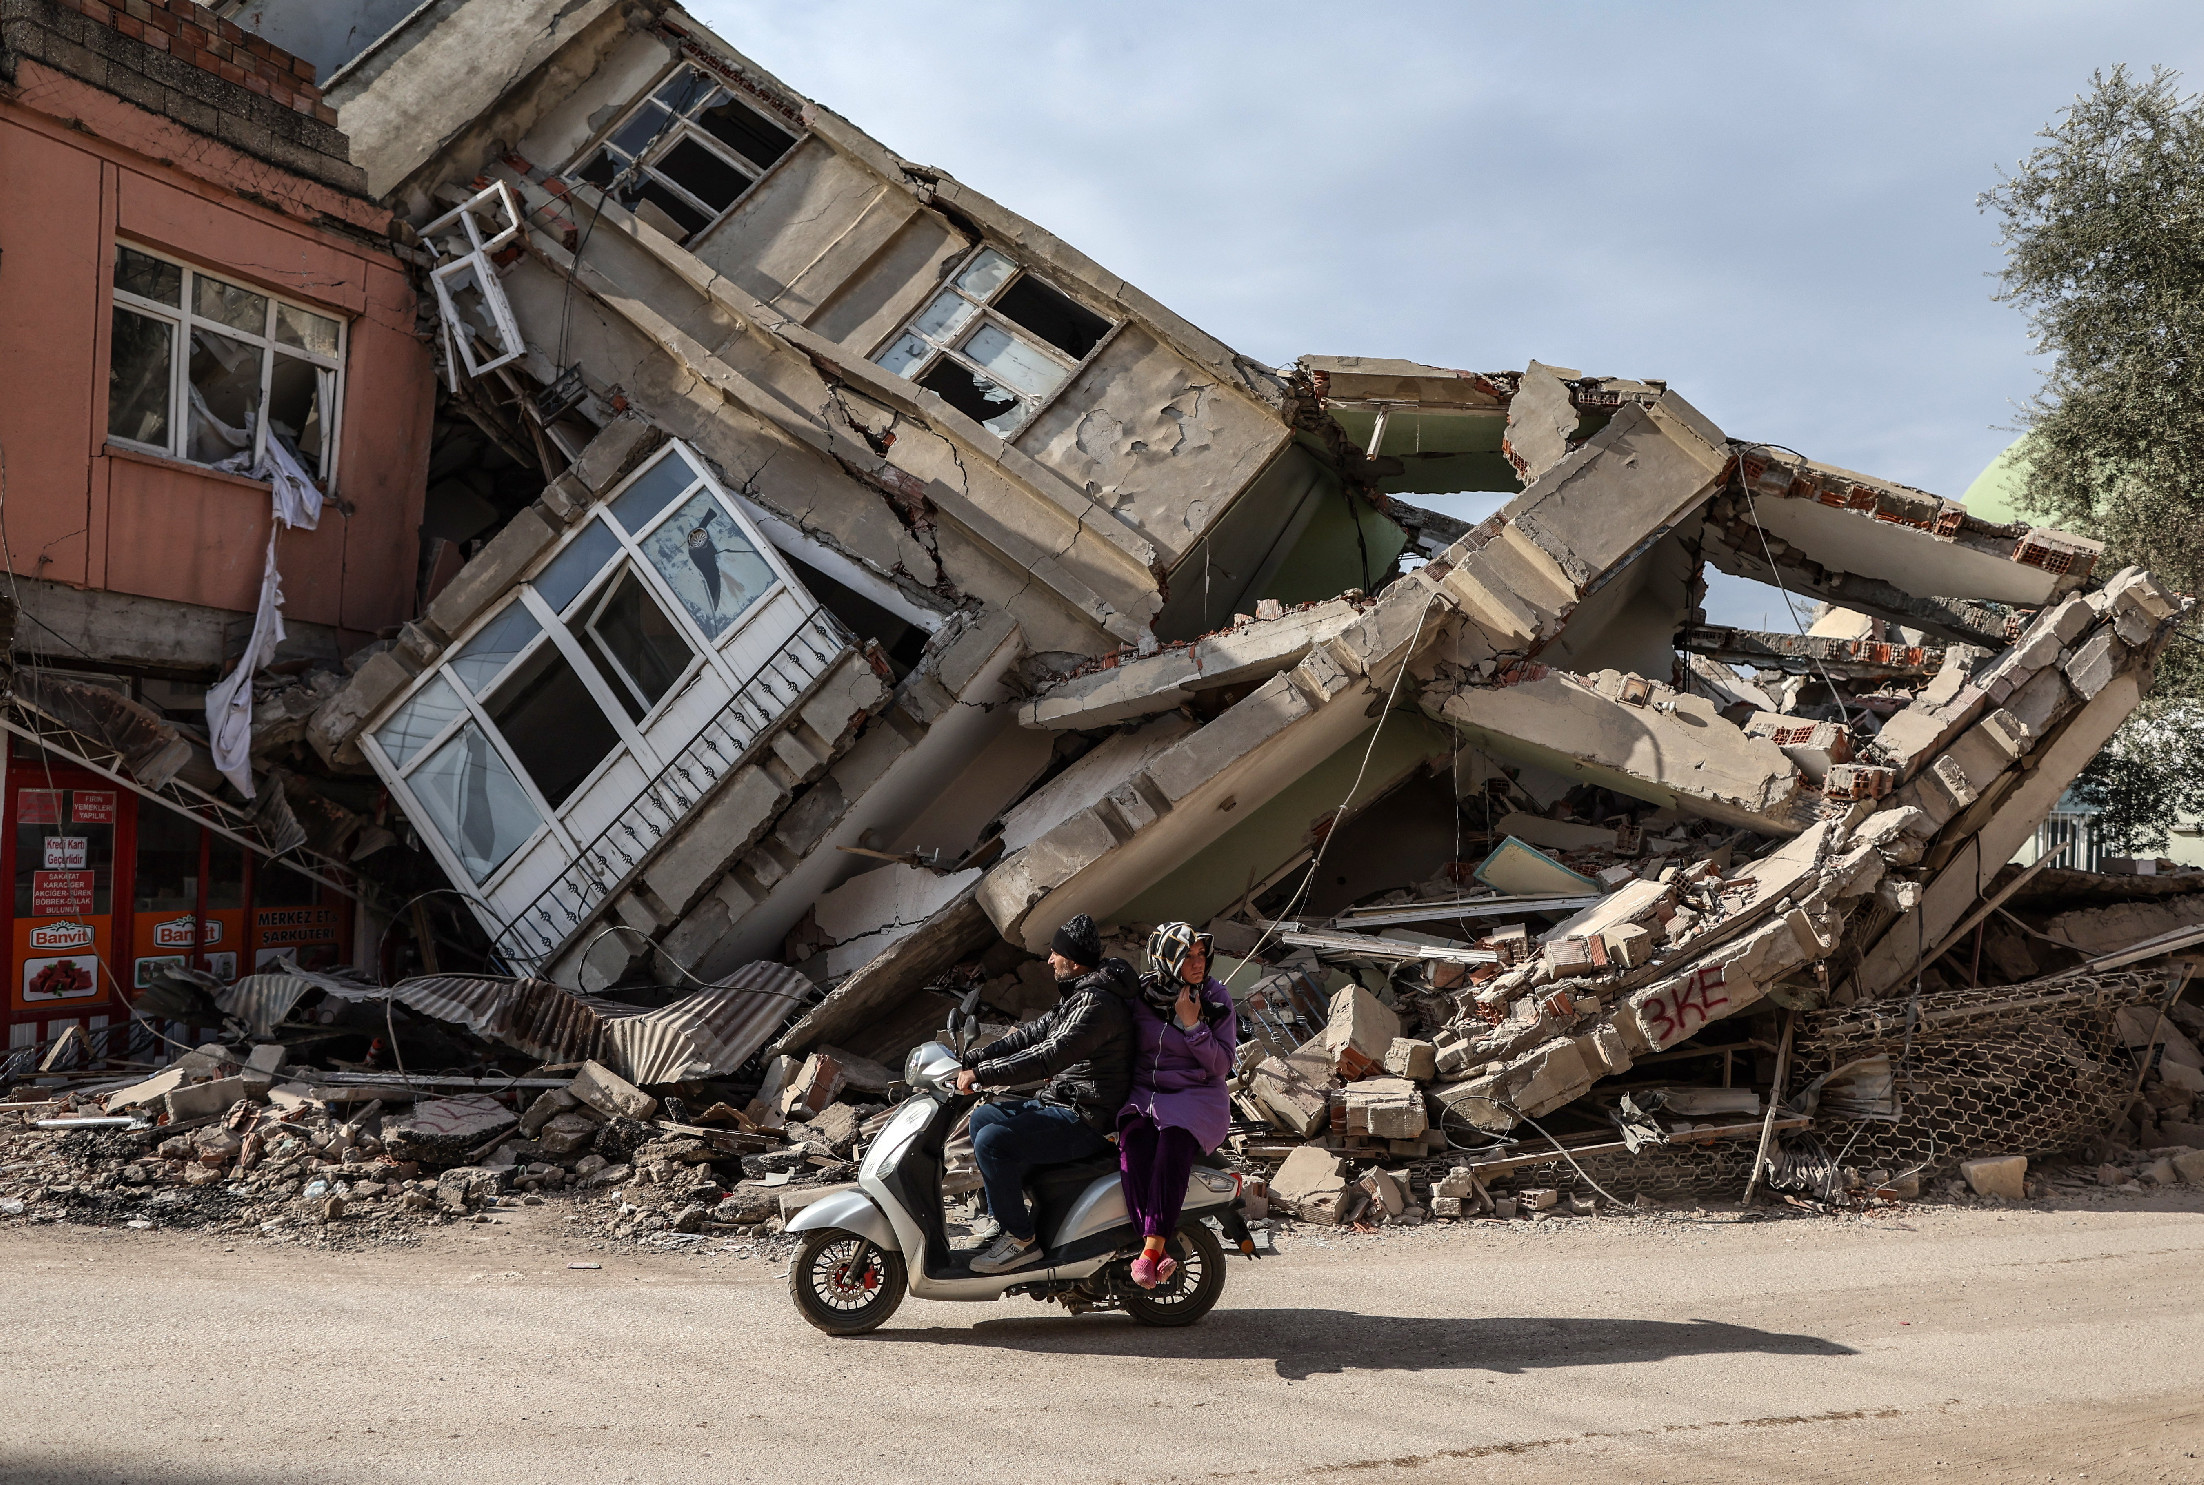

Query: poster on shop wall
[11,787,118,1011]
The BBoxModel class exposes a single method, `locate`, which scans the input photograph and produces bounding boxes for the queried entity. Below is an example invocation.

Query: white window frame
[364,444,809,894]
[420,183,525,383]
[105,240,347,487]
[869,245,1119,436]
[566,61,803,244]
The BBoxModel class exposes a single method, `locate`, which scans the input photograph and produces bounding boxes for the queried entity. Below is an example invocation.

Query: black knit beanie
[1050,913,1101,968]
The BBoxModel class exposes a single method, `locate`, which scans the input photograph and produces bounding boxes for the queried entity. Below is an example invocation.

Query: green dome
[1962,435,2032,525]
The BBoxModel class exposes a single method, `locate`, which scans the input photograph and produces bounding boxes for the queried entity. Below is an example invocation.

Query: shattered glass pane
[874,332,933,379]
[956,249,1016,302]
[577,149,620,189]
[107,307,172,448]
[963,322,1068,400]
[449,600,544,695]
[532,518,621,614]
[485,643,624,809]
[655,137,747,213]
[375,674,467,769]
[912,290,976,346]
[409,722,543,882]
[186,328,262,464]
[193,275,267,336]
[609,101,672,160]
[637,490,777,641]
[266,354,329,472]
[609,450,700,535]
[274,303,340,356]
[580,567,694,717]
[436,261,513,358]
[697,93,798,171]
[918,357,1026,434]
[114,245,181,306]
[654,67,713,114]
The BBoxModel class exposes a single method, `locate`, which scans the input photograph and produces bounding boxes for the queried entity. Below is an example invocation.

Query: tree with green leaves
[1982,64,2204,853]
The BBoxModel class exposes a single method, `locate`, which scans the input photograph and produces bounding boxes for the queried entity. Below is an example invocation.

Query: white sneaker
[969,1231,1043,1273]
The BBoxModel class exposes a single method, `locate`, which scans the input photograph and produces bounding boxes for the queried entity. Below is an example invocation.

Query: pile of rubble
[0,1019,901,1252]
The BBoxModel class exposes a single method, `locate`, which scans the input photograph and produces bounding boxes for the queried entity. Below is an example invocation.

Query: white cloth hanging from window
[205,436,325,798]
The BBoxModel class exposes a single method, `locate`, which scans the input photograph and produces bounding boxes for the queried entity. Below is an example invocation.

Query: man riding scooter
[954,913,1141,1274]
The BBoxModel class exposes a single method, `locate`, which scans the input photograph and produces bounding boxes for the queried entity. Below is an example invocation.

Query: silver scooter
[786,998,1259,1335]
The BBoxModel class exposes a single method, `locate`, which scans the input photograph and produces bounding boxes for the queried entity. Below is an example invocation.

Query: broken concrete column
[1426,669,1816,835]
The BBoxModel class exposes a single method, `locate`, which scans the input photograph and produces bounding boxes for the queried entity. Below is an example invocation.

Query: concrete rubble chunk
[569,1061,658,1122]
[381,1096,519,1168]
[780,1052,848,1120]
[1382,1038,1437,1080]
[1960,1155,2028,1200]
[1342,1077,1427,1140]
[1269,1145,1350,1225]
[1323,986,1402,1079]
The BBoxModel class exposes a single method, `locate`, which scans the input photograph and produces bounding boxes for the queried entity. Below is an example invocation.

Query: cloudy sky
[692,1,2204,624]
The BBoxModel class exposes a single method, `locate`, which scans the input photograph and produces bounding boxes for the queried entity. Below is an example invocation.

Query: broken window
[105,243,347,484]
[365,444,810,896]
[872,247,1112,434]
[419,184,526,382]
[570,62,800,246]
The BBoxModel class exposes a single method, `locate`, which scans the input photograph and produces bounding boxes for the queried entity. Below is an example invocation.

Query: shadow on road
[868,1310,1855,1379]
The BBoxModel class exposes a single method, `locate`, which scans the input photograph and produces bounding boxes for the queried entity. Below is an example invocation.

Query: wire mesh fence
[1781,967,2170,1184]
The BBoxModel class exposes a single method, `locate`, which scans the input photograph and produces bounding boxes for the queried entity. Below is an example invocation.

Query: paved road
[1,1195,2200,1483]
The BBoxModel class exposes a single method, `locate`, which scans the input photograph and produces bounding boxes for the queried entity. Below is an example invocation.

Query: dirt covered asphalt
[1,1193,2199,1484]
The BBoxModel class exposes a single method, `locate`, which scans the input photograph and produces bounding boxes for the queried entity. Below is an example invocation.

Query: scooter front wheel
[1120,1221,1225,1327]
[790,1229,907,1335]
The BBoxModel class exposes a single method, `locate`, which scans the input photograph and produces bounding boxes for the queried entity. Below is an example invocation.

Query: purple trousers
[1118,1110,1201,1239]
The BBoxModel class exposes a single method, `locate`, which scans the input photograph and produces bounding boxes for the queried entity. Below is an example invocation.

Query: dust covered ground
[1,1187,2199,1484]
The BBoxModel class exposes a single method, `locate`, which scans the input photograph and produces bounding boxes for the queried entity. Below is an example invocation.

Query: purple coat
[1120,976,1238,1153]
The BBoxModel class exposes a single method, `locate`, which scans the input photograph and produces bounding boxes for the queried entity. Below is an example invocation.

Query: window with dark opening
[994,275,1110,361]
[573,568,694,720]
[778,550,929,678]
[918,358,1022,432]
[872,246,1115,434]
[485,645,622,808]
[568,63,801,245]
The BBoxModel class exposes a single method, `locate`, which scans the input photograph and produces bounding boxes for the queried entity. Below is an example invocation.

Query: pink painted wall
[0,61,432,646]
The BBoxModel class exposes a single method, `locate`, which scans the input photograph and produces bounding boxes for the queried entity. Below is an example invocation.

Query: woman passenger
[1118,922,1238,1289]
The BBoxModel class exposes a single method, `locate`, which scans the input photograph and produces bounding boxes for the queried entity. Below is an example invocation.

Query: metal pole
[1743,1010,1797,1205]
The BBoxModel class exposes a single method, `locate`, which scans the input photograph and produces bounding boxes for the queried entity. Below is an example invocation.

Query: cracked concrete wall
[1016,321,1292,569]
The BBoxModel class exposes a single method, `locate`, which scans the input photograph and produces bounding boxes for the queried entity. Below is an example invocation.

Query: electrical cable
[1726,445,1855,730]
[1219,584,1445,994]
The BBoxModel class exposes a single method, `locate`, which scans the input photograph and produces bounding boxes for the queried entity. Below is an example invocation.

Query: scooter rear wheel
[1119,1221,1225,1327]
[790,1229,907,1335]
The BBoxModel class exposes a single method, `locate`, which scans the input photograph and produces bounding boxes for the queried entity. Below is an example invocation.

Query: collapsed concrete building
[42,0,2183,1209]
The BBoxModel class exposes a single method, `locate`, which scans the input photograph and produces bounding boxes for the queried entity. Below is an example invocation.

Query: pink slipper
[1130,1252,1162,1289]
[1155,1254,1178,1287]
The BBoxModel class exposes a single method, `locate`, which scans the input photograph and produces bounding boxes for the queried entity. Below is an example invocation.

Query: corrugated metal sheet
[387,975,642,1064]
[216,967,379,1037]
[599,962,815,1085]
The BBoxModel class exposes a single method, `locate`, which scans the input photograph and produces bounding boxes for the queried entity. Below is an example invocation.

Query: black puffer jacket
[962,958,1140,1134]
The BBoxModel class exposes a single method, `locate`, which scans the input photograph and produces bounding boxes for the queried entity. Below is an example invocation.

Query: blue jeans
[968,1099,1111,1242]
